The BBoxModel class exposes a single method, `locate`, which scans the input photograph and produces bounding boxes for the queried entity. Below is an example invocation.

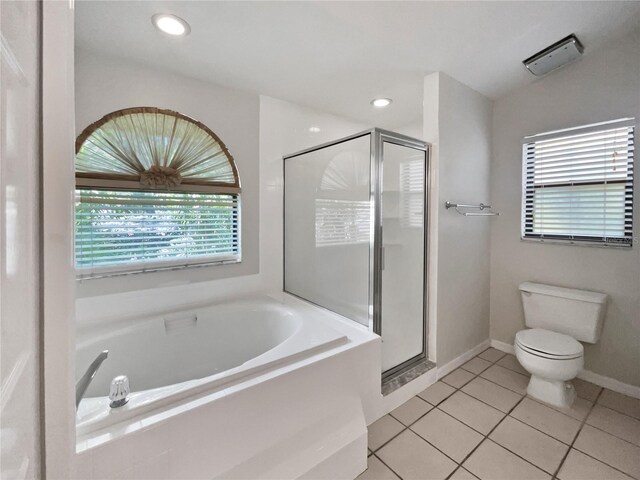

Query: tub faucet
[76,350,108,409]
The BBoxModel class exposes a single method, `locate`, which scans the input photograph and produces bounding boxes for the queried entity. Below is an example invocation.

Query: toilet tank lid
[519,282,608,304]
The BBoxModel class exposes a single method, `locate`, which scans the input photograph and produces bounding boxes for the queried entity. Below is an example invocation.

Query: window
[75,107,241,277]
[314,149,371,247]
[522,118,635,247]
[400,158,425,228]
[315,198,370,246]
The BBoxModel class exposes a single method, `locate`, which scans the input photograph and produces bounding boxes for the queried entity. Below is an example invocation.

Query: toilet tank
[519,282,608,343]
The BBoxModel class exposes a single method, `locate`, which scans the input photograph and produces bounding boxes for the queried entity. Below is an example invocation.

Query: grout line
[447,466,480,480]
[447,395,531,478]
[445,386,520,418]
[551,387,604,479]
[592,401,640,422]
[408,423,468,469]
[555,447,636,480]
[581,420,640,447]
[434,405,501,437]
[371,453,402,480]
[370,423,410,455]
[566,444,639,479]
[459,367,491,376]
[506,413,574,446]
[388,398,435,428]
[594,402,640,422]
[507,400,582,446]
[441,376,476,391]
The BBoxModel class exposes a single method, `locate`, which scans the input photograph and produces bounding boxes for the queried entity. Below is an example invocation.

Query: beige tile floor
[360,348,640,480]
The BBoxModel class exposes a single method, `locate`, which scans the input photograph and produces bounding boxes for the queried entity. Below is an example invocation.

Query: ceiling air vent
[523,34,584,76]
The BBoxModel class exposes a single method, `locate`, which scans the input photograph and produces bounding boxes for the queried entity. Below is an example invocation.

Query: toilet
[515,282,608,408]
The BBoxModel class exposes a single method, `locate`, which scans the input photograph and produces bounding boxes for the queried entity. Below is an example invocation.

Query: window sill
[76,256,241,281]
[520,237,632,249]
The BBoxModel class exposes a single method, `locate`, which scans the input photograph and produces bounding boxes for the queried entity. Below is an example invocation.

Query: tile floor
[360,347,640,480]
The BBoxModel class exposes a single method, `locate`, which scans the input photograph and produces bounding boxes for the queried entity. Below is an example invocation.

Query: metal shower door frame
[373,130,430,381]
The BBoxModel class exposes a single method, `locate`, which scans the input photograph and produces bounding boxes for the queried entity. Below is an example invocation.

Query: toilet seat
[515,328,583,360]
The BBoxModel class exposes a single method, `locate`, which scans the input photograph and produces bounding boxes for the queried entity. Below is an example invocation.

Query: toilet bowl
[515,328,583,408]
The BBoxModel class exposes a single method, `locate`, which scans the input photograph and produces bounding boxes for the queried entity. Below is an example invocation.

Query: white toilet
[515,282,608,408]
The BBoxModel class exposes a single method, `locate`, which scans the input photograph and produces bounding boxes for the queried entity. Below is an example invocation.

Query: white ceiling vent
[523,34,584,76]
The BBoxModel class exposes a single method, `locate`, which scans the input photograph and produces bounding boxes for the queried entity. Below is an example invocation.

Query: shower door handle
[381,246,385,271]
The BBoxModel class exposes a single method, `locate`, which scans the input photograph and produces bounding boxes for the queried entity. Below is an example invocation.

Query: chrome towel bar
[445,201,501,217]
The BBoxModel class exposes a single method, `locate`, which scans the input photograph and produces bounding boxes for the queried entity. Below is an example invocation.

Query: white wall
[424,73,493,366]
[490,32,640,386]
[75,49,260,298]
[43,2,77,477]
[258,96,368,288]
[1,1,42,477]
[394,121,424,141]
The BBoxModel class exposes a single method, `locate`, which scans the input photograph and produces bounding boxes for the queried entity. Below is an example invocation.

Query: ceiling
[75,1,640,129]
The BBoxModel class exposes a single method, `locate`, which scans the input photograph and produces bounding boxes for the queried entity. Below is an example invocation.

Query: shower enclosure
[284,129,429,380]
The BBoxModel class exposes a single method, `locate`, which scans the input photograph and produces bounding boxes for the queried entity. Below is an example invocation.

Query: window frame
[74,189,241,279]
[521,118,635,248]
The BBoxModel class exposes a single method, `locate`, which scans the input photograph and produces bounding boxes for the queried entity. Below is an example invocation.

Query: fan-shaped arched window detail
[75,107,240,193]
[75,108,241,277]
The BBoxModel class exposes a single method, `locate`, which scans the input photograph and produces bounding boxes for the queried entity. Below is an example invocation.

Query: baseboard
[490,339,640,400]
[578,369,640,399]
[437,339,491,379]
[490,339,515,355]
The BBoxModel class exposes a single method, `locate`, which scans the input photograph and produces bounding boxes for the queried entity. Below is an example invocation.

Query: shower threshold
[381,357,436,396]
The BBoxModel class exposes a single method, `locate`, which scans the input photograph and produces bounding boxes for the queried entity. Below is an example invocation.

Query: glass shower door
[284,134,372,327]
[380,141,426,373]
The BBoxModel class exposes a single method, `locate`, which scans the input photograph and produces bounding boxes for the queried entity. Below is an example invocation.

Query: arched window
[75,107,241,277]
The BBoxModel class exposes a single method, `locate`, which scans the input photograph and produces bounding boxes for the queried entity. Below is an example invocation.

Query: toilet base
[526,375,576,409]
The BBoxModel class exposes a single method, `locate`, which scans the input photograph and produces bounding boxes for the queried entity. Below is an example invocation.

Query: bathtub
[74,293,381,480]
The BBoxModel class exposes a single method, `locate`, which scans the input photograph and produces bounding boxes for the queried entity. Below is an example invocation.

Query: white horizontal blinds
[314,198,371,246]
[400,159,425,228]
[523,119,635,246]
[76,189,239,273]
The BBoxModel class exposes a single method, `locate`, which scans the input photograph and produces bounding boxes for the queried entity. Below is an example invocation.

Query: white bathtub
[74,293,381,480]
[77,295,353,434]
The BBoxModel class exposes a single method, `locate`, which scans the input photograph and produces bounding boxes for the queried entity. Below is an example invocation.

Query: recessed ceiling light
[308,126,321,133]
[152,14,191,36]
[371,98,392,108]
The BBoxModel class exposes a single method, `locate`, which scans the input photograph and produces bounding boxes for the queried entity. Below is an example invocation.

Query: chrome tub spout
[76,350,108,409]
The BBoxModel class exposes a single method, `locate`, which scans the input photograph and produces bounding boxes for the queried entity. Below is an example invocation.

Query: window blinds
[400,159,425,228]
[314,198,371,247]
[76,189,239,276]
[522,119,635,246]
